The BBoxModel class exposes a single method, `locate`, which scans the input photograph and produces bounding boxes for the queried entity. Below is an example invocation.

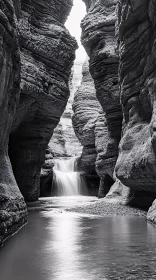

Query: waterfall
[52,157,85,196]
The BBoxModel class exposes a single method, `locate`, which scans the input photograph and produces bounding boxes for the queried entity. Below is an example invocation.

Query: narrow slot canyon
[1,1,156,279]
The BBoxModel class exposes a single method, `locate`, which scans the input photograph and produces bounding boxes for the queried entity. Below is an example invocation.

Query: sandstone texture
[48,61,83,158]
[0,0,77,244]
[115,0,156,191]
[0,0,27,246]
[81,0,122,197]
[40,61,82,196]
[2,0,156,245]
[113,0,156,221]
[73,59,101,173]
[9,0,77,202]
[72,59,101,194]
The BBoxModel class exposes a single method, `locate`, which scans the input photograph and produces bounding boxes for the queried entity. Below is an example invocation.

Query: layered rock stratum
[80,0,156,217]
[49,61,83,158]
[9,0,77,202]
[81,0,122,197]
[114,0,156,220]
[40,61,82,196]
[73,59,101,195]
[0,0,27,246]
[0,0,77,245]
[2,0,156,246]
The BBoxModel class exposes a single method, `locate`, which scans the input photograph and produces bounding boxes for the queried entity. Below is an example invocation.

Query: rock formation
[48,61,83,158]
[81,0,122,197]
[9,0,77,202]
[114,0,156,219]
[2,0,156,246]
[0,0,27,246]
[73,59,101,195]
[0,0,77,245]
[40,61,83,196]
[80,0,156,215]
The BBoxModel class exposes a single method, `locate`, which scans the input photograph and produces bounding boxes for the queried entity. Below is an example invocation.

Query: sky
[65,0,87,62]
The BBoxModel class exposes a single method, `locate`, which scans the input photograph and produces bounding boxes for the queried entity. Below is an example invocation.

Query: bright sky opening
[65,0,87,62]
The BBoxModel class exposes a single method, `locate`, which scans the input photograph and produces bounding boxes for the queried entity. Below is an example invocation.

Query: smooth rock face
[9,0,77,202]
[81,0,122,196]
[0,0,27,246]
[115,1,156,192]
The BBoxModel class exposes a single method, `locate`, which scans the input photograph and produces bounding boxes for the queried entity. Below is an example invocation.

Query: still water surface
[0,197,156,280]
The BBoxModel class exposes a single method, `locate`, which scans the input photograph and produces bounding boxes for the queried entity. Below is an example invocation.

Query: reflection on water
[0,198,156,280]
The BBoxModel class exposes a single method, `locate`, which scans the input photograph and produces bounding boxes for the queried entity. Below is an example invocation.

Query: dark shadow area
[98,175,114,198]
[128,190,156,211]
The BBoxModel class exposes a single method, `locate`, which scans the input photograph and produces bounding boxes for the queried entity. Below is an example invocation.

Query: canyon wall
[0,0,77,244]
[73,59,101,195]
[9,0,77,202]
[40,61,82,196]
[0,0,27,246]
[48,61,83,158]
[81,0,122,197]
[115,0,156,219]
[79,0,156,215]
[2,0,156,247]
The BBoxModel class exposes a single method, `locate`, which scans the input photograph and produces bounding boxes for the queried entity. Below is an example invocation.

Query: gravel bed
[66,200,147,217]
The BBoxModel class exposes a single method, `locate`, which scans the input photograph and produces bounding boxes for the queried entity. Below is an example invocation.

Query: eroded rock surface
[40,61,83,195]
[115,0,156,192]
[109,0,156,219]
[48,61,83,158]
[81,0,122,197]
[0,0,77,244]
[73,59,101,173]
[0,0,27,246]
[9,0,77,202]
[73,59,101,194]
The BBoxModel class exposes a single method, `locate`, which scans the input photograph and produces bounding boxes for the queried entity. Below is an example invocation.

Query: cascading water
[52,157,86,196]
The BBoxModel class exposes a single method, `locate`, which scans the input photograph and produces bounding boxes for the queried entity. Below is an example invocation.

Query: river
[0,197,156,280]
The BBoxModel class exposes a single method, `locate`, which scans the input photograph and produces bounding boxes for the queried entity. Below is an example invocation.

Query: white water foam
[52,158,86,196]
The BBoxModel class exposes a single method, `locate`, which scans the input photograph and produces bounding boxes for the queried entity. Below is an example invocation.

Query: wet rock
[0,0,27,245]
[147,199,156,224]
[40,148,54,197]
